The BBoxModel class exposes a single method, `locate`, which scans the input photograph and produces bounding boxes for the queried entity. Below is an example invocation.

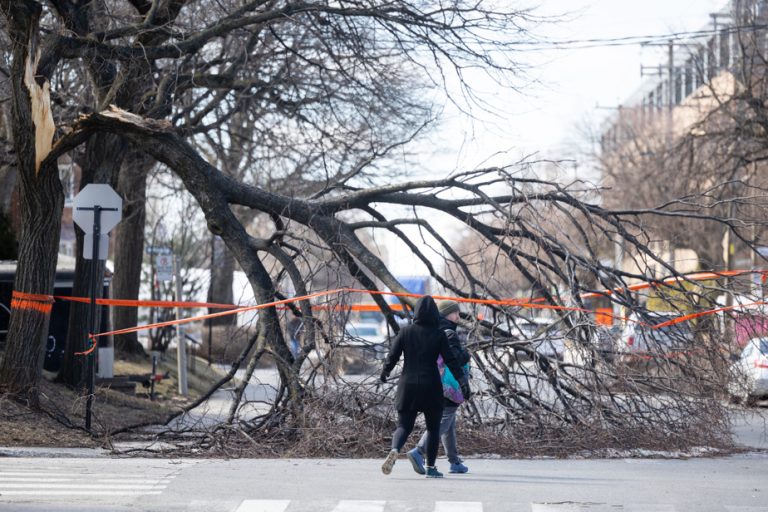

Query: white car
[509,318,566,360]
[729,337,768,405]
[615,311,694,363]
[340,322,389,357]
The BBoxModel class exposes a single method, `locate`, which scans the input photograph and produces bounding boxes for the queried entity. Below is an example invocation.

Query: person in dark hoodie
[407,299,472,475]
[379,296,470,479]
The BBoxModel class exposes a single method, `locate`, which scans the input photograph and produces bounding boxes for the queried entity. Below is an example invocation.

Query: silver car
[729,337,768,405]
[616,312,694,363]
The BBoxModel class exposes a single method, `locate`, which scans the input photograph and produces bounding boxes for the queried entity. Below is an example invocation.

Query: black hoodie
[383,296,466,411]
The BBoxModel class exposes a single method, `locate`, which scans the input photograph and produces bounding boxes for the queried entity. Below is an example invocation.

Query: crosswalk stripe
[0,472,166,478]
[332,500,386,512]
[0,483,165,489]
[435,501,483,512]
[235,499,291,512]
[624,505,676,512]
[0,491,163,496]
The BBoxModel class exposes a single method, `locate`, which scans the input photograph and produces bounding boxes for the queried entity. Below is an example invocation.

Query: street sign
[146,246,172,255]
[70,183,123,431]
[156,253,173,282]
[83,233,109,260]
[72,184,122,235]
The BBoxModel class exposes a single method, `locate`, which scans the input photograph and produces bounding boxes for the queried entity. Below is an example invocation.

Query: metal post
[175,254,188,396]
[208,235,214,365]
[150,354,157,401]
[85,205,101,432]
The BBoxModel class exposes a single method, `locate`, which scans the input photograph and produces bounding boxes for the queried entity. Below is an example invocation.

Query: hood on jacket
[413,296,440,326]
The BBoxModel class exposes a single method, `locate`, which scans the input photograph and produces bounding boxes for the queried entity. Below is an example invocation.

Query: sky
[418,0,728,174]
[385,0,729,276]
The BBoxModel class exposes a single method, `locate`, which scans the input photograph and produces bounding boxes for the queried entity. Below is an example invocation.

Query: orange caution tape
[10,291,54,314]
[652,301,768,329]
[8,268,755,357]
[74,335,97,356]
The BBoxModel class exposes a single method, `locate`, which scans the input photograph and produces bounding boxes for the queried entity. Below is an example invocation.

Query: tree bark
[0,1,64,405]
[111,150,151,355]
[57,132,125,386]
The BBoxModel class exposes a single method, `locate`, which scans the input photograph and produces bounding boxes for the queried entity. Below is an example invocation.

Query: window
[720,29,730,69]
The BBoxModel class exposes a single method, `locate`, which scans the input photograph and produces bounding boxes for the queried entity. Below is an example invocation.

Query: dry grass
[0,354,222,448]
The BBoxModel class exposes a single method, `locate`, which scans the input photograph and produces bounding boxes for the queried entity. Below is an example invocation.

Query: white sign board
[72,184,122,260]
[83,233,109,260]
[146,246,172,255]
[72,184,122,234]
[156,253,174,282]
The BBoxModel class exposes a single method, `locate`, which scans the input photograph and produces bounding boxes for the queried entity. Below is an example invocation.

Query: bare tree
[0,0,539,402]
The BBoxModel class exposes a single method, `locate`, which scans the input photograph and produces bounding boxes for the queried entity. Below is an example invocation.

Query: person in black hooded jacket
[379,295,470,479]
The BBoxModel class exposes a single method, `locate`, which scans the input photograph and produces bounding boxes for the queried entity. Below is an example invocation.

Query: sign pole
[174,254,188,396]
[84,205,101,432]
[73,185,122,432]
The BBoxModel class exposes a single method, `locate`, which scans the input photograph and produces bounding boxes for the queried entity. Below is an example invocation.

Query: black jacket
[440,317,471,367]
[383,296,466,412]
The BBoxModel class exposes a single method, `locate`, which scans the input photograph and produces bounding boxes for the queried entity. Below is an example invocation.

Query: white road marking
[234,500,291,512]
[435,501,483,512]
[0,471,168,478]
[0,490,163,496]
[0,483,163,489]
[332,500,386,512]
[0,469,174,497]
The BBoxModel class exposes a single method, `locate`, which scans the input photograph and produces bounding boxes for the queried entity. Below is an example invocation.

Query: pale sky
[427,0,728,171]
[386,0,729,276]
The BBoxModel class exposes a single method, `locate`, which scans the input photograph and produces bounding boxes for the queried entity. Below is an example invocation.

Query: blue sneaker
[425,466,444,478]
[406,448,425,475]
[449,462,469,473]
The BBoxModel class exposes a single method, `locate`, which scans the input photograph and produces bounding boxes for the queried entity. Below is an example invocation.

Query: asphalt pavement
[0,408,765,512]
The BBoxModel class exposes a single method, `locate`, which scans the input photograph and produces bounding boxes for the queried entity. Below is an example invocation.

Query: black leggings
[392,408,443,466]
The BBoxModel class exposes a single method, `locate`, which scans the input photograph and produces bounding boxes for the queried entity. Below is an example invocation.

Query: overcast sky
[416,0,728,176]
[385,0,729,276]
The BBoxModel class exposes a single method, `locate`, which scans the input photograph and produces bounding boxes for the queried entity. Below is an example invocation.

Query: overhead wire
[512,23,768,51]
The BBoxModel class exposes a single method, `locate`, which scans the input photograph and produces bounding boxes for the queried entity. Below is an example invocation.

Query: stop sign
[72,184,122,234]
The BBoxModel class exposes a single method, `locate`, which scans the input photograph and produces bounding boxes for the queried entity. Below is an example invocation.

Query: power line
[511,23,768,51]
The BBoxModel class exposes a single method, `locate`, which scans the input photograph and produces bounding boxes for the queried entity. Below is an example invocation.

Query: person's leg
[423,408,443,466]
[383,410,418,475]
[423,408,444,478]
[392,410,418,451]
[440,405,459,463]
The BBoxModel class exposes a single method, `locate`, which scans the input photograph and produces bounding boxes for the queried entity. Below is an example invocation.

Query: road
[1,373,767,512]
[0,448,766,511]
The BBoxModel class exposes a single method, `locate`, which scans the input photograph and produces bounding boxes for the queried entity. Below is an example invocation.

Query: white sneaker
[381,449,398,475]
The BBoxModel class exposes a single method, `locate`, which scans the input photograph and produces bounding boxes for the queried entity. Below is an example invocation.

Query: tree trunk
[0,1,63,406]
[207,235,236,320]
[57,133,125,386]
[111,150,151,356]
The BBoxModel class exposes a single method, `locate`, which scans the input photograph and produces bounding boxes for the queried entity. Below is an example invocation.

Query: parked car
[339,322,389,359]
[510,318,566,360]
[729,336,768,405]
[616,311,694,363]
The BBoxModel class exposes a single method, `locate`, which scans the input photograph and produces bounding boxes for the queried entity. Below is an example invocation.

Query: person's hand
[460,381,471,401]
[380,369,390,383]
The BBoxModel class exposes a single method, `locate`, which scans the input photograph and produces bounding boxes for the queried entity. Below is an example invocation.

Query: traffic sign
[156,253,173,282]
[72,184,122,235]
[146,246,172,255]
[83,233,109,260]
